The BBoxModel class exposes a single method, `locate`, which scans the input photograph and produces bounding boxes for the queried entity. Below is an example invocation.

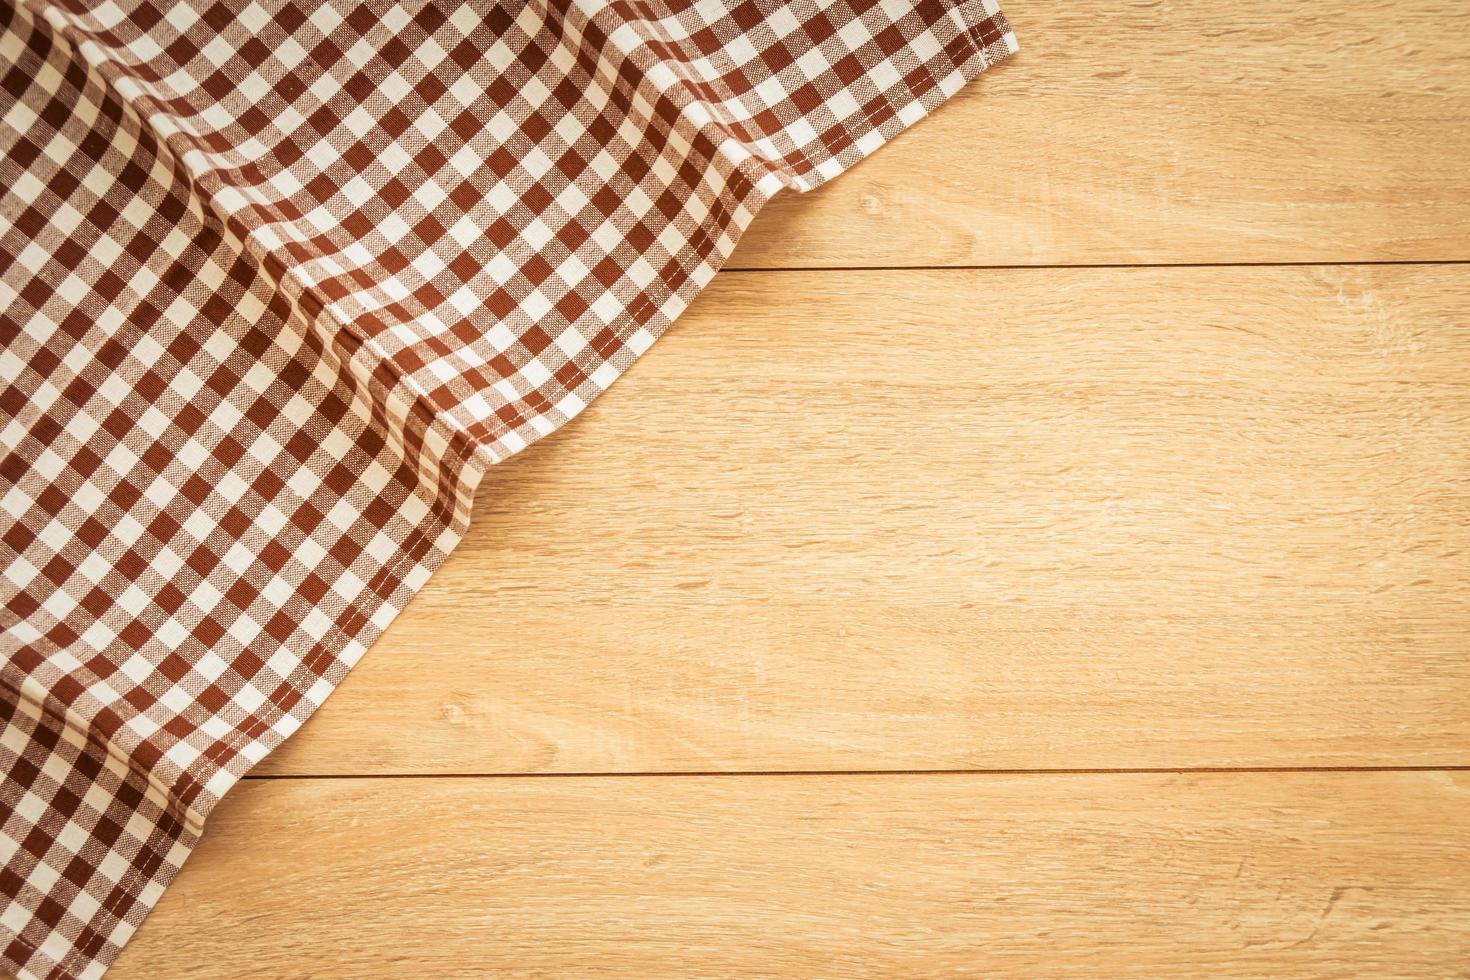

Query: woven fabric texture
[0,1,1014,976]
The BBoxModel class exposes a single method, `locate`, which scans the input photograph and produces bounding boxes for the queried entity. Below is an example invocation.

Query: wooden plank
[731,0,1470,268]
[115,771,1470,977]
[256,264,1470,776]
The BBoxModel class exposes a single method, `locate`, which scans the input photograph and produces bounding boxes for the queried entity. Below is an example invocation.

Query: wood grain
[732,0,1470,268]
[257,264,1470,776]
[113,771,1470,977]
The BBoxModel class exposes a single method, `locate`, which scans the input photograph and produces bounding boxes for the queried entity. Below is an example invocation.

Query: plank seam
[724,258,1470,274]
[244,765,1470,780]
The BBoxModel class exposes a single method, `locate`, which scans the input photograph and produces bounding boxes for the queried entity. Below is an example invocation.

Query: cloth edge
[792,0,1018,192]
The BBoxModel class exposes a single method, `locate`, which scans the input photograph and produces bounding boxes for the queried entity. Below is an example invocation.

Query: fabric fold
[1,2,1015,977]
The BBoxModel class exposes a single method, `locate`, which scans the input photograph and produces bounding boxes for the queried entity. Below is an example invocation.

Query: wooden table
[113,2,1470,975]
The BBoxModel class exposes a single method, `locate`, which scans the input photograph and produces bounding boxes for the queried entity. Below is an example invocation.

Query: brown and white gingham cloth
[0,1,1014,976]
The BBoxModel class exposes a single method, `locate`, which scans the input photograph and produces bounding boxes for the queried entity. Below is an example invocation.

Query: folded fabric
[0,1,1015,976]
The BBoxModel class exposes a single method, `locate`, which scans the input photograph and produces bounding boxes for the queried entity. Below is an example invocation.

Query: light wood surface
[117,772,1470,977]
[98,1,1470,976]
[257,264,1470,776]
[734,0,1470,268]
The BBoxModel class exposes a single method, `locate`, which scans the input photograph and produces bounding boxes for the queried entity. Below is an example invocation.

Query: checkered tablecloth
[0,1,1014,976]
